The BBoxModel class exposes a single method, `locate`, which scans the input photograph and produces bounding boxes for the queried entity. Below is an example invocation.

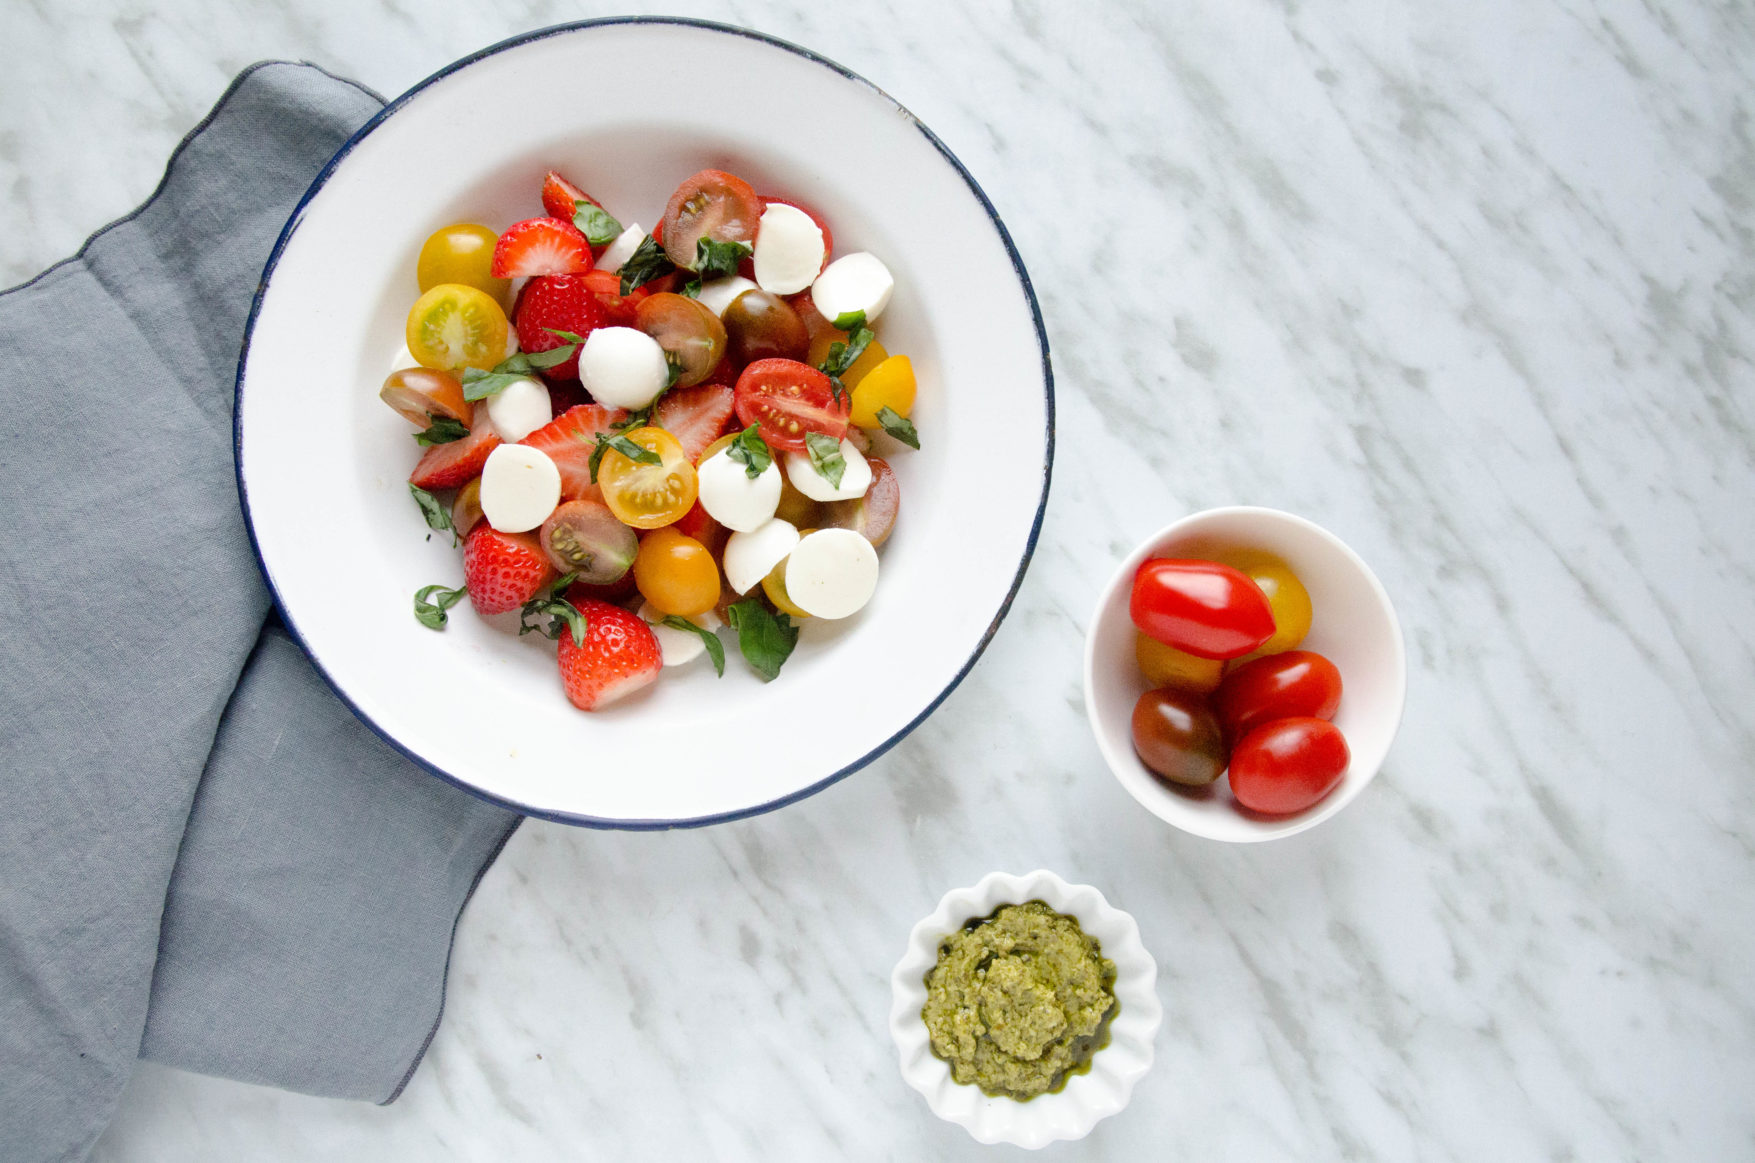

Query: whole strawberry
[557,599,663,710]
[514,275,609,381]
[463,523,556,616]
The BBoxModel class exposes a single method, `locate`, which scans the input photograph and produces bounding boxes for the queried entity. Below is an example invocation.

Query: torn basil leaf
[588,432,662,484]
[619,235,676,295]
[693,236,752,280]
[726,598,799,682]
[461,341,579,401]
[660,616,726,677]
[831,309,866,331]
[804,430,846,489]
[414,416,469,446]
[876,406,920,450]
[724,424,772,478]
[572,201,623,246]
[408,483,457,544]
[518,576,587,647]
[414,583,467,629]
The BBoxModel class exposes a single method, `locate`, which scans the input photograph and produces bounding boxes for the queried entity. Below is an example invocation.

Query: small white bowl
[1084,507,1406,842]
[889,870,1161,1149]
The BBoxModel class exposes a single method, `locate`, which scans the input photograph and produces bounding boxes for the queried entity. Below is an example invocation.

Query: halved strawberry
[654,383,736,462]
[541,170,601,222]
[580,269,651,328]
[514,274,609,380]
[491,217,591,279]
[462,523,556,616]
[557,599,663,710]
[520,403,628,501]
[408,405,501,491]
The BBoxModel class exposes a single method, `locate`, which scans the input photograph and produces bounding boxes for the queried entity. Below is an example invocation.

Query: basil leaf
[725,598,799,682]
[817,325,873,379]
[723,424,772,478]
[414,583,467,629]
[660,616,726,677]
[461,369,527,401]
[693,236,752,279]
[664,352,684,389]
[589,432,661,483]
[804,430,846,489]
[518,589,588,647]
[461,343,580,400]
[414,416,469,446]
[541,328,592,347]
[408,483,457,544]
[612,404,655,432]
[831,309,866,332]
[619,235,675,295]
[520,346,576,370]
[678,276,703,299]
[876,406,920,450]
[572,201,623,246]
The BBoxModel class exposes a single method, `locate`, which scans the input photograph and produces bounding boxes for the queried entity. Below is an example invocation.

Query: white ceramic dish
[235,20,1052,828]
[889,870,1161,1149]
[1085,507,1406,842]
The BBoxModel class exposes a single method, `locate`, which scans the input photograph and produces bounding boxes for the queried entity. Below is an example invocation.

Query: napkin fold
[0,62,521,1162]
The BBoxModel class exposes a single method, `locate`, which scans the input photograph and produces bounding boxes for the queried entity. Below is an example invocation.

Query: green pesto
[921,901,1118,1101]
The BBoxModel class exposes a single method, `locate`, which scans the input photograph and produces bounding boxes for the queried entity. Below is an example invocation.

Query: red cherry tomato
[661,169,761,268]
[1213,650,1342,744]
[1131,688,1227,788]
[1228,717,1350,815]
[1130,558,1275,660]
[733,358,850,453]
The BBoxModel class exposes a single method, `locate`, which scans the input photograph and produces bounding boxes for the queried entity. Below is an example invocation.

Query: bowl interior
[238,22,1050,825]
[1085,508,1405,841]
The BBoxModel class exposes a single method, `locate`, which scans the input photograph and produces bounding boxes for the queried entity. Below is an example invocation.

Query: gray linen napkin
[0,62,521,1162]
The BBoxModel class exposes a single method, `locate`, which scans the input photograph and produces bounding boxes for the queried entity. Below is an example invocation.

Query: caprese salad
[385,167,921,710]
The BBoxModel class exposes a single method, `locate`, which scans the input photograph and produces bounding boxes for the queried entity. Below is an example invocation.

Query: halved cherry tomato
[540,499,638,582]
[697,432,738,465]
[773,469,822,528]
[761,558,812,620]
[636,292,726,387]
[661,169,761,268]
[1131,688,1226,788]
[1213,650,1342,744]
[820,456,899,546]
[406,283,509,372]
[849,354,915,429]
[580,269,653,327]
[634,527,720,616]
[1228,717,1349,815]
[1130,559,1275,660]
[723,289,809,366]
[417,224,511,308]
[380,367,472,427]
[1134,634,1224,694]
[597,426,698,529]
[734,359,850,453]
[1219,550,1313,659]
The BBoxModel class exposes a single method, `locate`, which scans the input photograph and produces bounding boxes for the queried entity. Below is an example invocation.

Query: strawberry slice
[654,383,736,462]
[557,599,663,710]
[541,170,602,221]
[462,523,556,617]
[408,405,501,491]
[520,403,628,502]
[491,217,592,279]
[514,274,609,380]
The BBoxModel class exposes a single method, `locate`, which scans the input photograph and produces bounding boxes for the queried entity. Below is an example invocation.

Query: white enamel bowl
[1084,508,1406,842]
[890,870,1161,1149]
[236,20,1051,827]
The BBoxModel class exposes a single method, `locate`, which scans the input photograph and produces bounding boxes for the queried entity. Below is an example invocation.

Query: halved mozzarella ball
[753,203,825,296]
[809,252,894,324]
[722,518,799,594]
[785,528,879,619]
[598,223,645,274]
[695,275,759,318]
[785,438,872,503]
[638,601,722,668]
[503,324,521,360]
[484,376,552,443]
[480,444,561,533]
[579,326,669,409]
[697,449,782,532]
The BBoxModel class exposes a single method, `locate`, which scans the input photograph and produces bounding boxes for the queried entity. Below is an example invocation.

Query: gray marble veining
[6,0,1752,1158]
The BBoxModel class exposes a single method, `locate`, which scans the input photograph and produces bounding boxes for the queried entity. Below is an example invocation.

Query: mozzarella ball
[784,438,872,502]
[484,376,552,443]
[638,602,723,668]
[579,326,669,409]
[753,203,826,296]
[697,449,783,532]
[598,223,645,274]
[785,528,879,619]
[695,275,759,318]
[480,444,561,533]
[722,519,799,595]
[809,252,894,324]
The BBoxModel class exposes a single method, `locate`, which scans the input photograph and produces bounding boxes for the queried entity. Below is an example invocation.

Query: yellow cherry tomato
[1219,550,1313,658]
[417,223,512,308]
[1135,633,1225,693]
[848,353,916,429]
[761,559,811,620]
[598,426,698,529]
[634,527,720,616]
[698,432,738,465]
[807,329,888,389]
[406,283,509,372]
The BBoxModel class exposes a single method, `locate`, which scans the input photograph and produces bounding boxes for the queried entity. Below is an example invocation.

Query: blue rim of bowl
[233,17,1056,830]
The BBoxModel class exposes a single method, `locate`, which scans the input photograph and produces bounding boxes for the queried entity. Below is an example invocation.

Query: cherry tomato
[540,499,638,582]
[820,456,899,546]
[734,359,850,453]
[416,223,511,307]
[672,499,726,554]
[406,283,509,372]
[597,426,698,529]
[634,527,721,616]
[773,469,823,528]
[1219,550,1313,658]
[1213,650,1342,744]
[723,289,809,365]
[1134,634,1224,694]
[1131,688,1227,788]
[451,478,484,538]
[661,169,761,268]
[761,559,812,620]
[1130,559,1275,660]
[380,366,472,427]
[806,328,889,389]
[580,268,654,327]
[635,292,726,387]
[848,354,915,429]
[1228,717,1349,815]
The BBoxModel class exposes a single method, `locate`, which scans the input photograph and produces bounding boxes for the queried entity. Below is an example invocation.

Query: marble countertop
[9,1,1753,1158]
